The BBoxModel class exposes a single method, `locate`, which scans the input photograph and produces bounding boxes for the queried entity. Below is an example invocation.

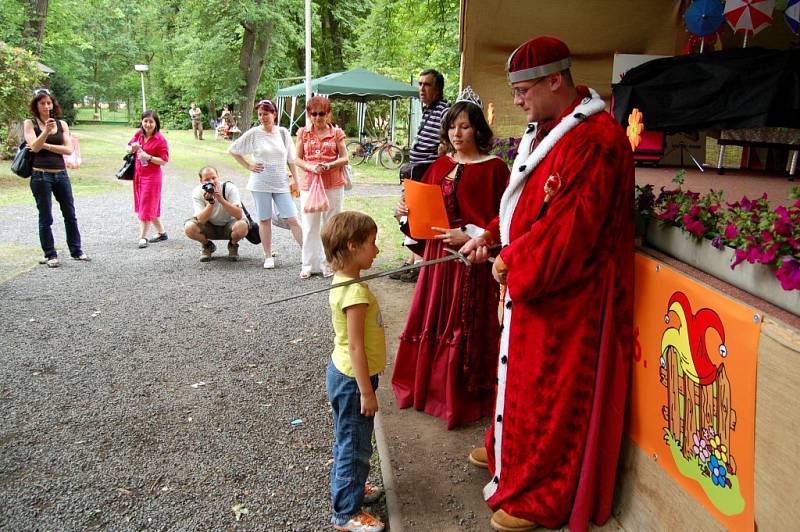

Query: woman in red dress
[391,89,509,429]
[127,110,169,248]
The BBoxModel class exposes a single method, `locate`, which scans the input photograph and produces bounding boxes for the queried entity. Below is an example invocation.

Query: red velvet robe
[392,155,510,429]
[482,89,634,530]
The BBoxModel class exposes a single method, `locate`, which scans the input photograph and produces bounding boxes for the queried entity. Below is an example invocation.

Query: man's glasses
[309,111,327,117]
[33,88,51,96]
[511,78,546,99]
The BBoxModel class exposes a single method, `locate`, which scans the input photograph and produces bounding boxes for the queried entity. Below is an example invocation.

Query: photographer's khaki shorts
[186,217,236,240]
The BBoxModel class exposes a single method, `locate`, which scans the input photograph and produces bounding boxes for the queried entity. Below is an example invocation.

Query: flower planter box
[645,222,799,315]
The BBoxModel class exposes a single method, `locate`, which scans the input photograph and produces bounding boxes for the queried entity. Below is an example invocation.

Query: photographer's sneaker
[200,241,216,262]
[334,511,384,532]
[263,257,275,269]
[227,241,239,261]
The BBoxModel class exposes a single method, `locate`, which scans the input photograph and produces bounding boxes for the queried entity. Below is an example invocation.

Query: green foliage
[0,0,26,47]
[49,73,79,125]
[2,0,460,137]
[0,42,46,155]
[353,0,460,101]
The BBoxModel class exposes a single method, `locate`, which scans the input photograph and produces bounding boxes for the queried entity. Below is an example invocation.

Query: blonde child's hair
[321,211,378,271]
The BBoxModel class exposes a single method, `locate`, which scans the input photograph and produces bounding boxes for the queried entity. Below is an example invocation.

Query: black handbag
[115,153,135,180]
[242,204,261,245]
[10,141,33,178]
[222,181,261,244]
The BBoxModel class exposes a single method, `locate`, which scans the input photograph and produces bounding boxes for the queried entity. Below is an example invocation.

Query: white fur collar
[498,88,606,245]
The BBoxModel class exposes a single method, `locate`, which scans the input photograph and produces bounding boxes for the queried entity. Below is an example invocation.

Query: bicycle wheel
[378,143,406,170]
[346,141,367,165]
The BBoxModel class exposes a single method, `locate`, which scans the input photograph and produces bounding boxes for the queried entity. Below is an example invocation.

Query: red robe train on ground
[392,155,510,429]
[482,87,634,531]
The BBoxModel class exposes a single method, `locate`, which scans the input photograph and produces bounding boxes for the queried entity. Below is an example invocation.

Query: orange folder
[402,179,449,240]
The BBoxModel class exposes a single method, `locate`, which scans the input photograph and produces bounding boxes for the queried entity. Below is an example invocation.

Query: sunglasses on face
[310,112,327,117]
[34,88,51,96]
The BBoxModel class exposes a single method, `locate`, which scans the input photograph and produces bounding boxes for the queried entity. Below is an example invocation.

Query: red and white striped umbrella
[724,0,775,38]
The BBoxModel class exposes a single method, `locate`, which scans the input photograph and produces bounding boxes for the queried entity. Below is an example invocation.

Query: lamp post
[134,64,149,112]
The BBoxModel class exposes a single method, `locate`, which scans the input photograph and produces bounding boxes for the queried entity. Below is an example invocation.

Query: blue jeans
[30,170,83,259]
[326,360,378,525]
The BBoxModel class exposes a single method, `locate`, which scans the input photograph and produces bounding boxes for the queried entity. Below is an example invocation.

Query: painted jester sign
[630,255,760,531]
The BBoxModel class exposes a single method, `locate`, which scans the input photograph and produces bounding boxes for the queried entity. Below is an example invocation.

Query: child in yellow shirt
[321,211,386,532]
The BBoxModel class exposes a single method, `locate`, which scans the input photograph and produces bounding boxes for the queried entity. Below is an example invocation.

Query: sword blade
[264,252,466,306]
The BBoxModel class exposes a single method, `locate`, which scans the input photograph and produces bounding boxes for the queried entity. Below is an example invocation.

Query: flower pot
[645,222,799,315]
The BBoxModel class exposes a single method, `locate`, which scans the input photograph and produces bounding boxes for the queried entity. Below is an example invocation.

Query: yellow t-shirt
[329,275,387,377]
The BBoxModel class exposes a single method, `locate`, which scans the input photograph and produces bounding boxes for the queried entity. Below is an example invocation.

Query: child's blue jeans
[326,359,379,526]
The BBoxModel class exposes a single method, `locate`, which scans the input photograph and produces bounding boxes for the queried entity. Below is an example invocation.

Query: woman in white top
[229,99,302,269]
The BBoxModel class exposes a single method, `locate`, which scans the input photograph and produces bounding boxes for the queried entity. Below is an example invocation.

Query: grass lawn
[75,107,130,122]
[1,123,405,273]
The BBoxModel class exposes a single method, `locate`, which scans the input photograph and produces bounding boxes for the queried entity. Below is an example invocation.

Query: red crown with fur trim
[507,36,571,84]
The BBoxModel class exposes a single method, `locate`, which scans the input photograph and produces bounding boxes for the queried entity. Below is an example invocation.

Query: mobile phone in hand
[49,109,55,119]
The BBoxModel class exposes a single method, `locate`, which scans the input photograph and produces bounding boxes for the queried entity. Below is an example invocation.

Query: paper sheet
[402,179,449,240]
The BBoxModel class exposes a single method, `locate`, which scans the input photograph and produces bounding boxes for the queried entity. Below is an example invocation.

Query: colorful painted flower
[692,432,710,463]
[709,434,728,465]
[708,455,728,488]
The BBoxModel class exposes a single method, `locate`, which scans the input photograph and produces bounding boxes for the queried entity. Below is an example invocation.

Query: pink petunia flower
[724,223,738,240]
[776,257,800,291]
[682,215,706,236]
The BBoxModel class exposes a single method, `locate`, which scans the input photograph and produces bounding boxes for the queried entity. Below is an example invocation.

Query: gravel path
[0,174,388,530]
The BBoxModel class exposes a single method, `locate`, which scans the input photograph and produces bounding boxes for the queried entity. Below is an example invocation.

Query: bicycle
[346,137,408,169]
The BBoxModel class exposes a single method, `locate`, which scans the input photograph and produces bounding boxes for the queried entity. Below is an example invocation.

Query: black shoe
[148,232,168,243]
[400,268,419,283]
[389,262,413,280]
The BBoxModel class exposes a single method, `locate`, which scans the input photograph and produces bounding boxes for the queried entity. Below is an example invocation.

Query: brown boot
[490,509,537,532]
[227,241,239,261]
[468,447,488,468]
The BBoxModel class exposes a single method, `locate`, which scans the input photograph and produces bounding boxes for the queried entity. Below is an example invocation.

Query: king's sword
[265,247,472,306]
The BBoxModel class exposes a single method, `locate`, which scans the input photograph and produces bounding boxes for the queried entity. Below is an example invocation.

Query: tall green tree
[353,0,460,100]
[0,42,45,152]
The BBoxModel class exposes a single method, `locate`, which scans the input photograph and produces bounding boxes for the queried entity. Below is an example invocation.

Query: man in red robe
[460,36,634,532]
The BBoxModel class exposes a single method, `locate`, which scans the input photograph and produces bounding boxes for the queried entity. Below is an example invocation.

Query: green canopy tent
[275,67,419,143]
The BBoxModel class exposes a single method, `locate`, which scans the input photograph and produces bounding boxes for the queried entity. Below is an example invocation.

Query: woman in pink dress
[127,110,170,248]
[391,91,509,429]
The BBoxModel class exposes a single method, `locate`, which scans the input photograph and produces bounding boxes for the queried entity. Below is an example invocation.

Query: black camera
[201,182,215,194]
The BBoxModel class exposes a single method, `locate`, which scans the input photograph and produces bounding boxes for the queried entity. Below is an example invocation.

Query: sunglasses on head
[309,111,327,117]
[34,88,51,96]
[257,99,274,107]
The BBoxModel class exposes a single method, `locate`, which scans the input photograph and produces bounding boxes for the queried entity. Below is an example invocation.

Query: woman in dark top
[23,89,89,268]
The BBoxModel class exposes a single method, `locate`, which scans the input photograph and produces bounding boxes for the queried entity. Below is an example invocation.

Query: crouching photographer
[184,166,248,262]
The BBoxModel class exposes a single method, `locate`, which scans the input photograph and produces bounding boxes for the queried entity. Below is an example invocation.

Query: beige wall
[460,0,688,136]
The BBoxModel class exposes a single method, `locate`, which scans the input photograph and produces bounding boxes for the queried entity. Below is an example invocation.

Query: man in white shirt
[184,166,249,261]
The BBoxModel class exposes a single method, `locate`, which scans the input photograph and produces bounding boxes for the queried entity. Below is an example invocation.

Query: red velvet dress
[482,89,635,531]
[391,155,509,429]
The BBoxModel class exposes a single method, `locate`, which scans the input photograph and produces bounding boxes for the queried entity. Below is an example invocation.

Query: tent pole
[390,99,396,143]
[290,96,297,133]
[305,0,312,128]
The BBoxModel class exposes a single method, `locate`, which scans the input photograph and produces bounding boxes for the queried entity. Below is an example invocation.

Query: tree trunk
[238,18,274,131]
[23,0,49,55]
[318,0,345,73]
